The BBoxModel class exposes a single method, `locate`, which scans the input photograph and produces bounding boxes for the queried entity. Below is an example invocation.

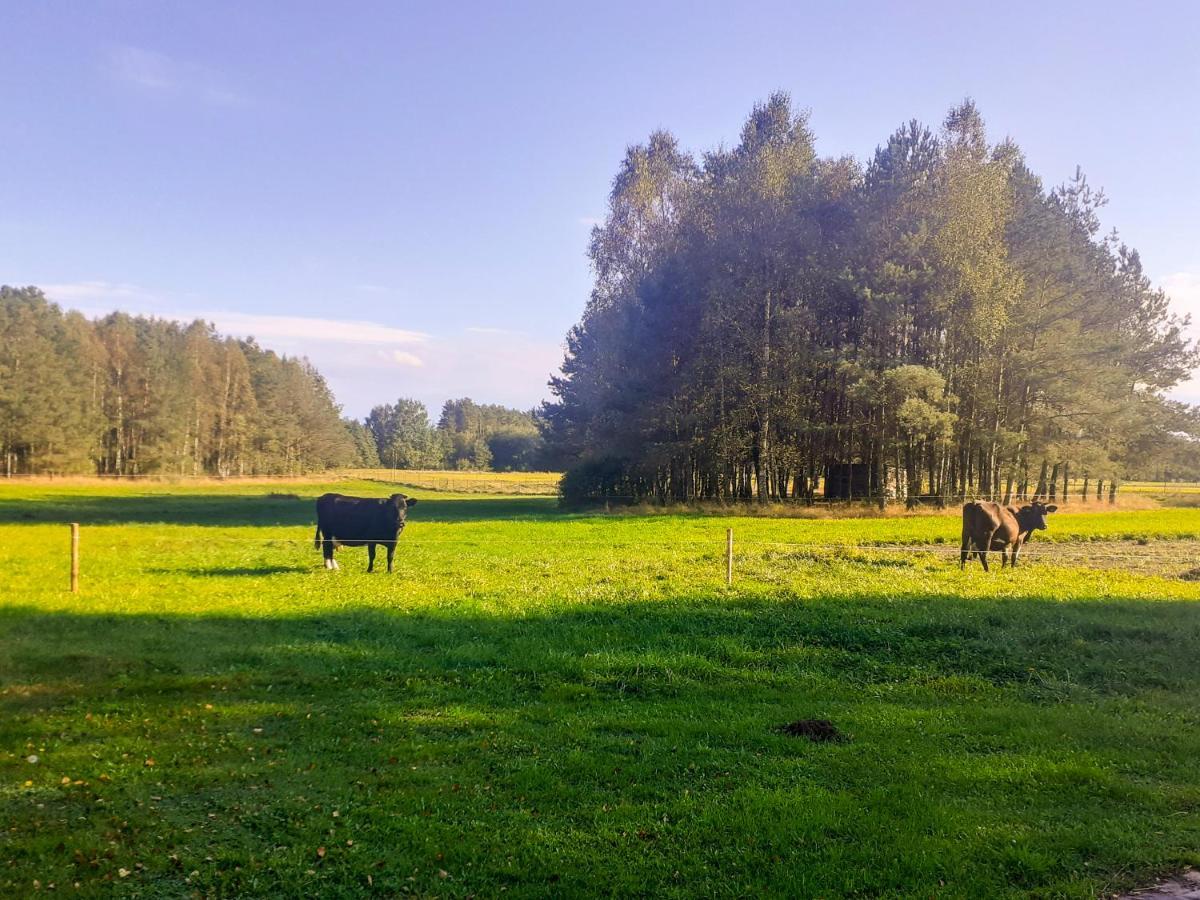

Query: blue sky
[4,0,1199,416]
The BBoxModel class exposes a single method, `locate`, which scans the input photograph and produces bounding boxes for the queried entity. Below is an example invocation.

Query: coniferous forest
[0,286,364,476]
[543,96,1200,504]
[0,286,544,476]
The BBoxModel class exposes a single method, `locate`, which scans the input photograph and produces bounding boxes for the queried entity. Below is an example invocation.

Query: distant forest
[543,96,1200,504]
[0,286,542,476]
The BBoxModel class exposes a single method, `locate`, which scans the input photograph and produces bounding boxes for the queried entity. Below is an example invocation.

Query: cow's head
[388,494,418,529]
[1022,499,1058,531]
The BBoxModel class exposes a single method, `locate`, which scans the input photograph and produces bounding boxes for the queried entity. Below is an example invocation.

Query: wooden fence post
[726,527,733,587]
[70,523,80,594]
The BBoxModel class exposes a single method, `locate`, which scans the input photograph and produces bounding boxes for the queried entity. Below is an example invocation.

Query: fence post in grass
[725,527,734,587]
[69,522,80,594]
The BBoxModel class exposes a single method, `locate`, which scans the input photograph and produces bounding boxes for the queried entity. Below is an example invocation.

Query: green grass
[1,479,1199,897]
[342,468,563,495]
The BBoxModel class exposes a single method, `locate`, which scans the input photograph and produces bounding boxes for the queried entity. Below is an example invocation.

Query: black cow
[960,498,1057,570]
[314,493,418,572]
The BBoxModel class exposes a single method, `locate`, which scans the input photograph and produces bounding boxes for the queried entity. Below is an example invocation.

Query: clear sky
[4,0,1199,416]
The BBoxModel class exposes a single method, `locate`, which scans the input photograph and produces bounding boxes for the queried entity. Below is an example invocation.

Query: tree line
[0,286,368,476]
[542,96,1200,505]
[0,286,546,476]
[365,396,543,471]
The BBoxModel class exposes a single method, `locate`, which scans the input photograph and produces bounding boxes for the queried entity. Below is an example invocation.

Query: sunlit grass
[342,468,562,495]
[1,479,1198,896]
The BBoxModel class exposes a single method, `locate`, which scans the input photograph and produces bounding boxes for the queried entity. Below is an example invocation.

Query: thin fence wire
[73,535,1200,562]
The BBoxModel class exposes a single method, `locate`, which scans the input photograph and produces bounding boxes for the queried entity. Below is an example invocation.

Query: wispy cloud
[104,45,250,107]
[40,280,167,318]
[1162,272,1200,329]
[209,312,426,346]
[37,279,562,415]
[41,282,426,346]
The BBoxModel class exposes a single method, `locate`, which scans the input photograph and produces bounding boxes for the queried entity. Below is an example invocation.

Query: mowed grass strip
[0,481,1198,897]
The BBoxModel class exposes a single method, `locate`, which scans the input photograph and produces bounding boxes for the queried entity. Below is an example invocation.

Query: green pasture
[1,479,1198,897]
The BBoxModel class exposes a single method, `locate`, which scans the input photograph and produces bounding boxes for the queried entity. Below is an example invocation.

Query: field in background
[343,468,562,495]
[1,478,1198,896]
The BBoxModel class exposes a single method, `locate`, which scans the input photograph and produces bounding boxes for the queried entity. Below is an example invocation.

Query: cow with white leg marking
[314,493,418,572]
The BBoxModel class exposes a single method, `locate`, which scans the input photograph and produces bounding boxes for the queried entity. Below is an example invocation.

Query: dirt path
[1119,870,1200,899]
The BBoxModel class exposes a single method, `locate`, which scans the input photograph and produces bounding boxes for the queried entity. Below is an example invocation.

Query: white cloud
[1160,272,1200,405]
[207,311,426,346]
[104,45,250,107]
[376,349,424,368]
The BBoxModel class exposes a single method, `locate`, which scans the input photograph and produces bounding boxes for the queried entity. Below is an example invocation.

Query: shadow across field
[0,492,561,527]
[3,590,1198,713]
[2,592,1199,896]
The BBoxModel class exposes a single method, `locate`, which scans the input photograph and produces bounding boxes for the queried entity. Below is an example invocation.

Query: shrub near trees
[542,96,1199,505]
[0,287,365,475]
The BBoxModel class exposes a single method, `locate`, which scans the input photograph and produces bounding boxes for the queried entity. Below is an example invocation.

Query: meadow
[1,478,1198,897]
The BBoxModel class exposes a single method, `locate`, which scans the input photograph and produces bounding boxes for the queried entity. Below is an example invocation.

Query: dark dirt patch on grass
[775,719,844,742]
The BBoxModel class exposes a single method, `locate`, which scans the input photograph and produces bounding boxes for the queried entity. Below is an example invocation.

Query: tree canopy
[0,287,363,475]
[543,96,1199,504]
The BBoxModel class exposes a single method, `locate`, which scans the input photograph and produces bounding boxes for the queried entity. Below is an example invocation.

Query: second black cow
[314,493,419,572]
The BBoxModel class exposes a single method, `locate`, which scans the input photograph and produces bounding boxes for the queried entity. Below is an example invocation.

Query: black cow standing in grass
[314,493,418,572]
[960,498,1057,570]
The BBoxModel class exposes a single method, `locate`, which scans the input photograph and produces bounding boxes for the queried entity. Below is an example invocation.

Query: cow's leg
[979,531,995,571]
[386,540,396,573]
[1000,545,1009,568]
[323,536,336,570]
[1011,542,1021,568]
[960,525,970,570]
[367,543,376,573]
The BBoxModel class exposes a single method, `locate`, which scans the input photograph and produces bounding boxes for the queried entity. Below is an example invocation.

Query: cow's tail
[314,523,322,550]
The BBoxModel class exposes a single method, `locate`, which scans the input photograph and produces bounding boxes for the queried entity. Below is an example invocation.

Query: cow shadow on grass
[0,493,561,527]
[2,592,1199,896]
[150,564,314,577]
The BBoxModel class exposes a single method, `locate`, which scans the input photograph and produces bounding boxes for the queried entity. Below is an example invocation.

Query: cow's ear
[404,497,418,507]
[1044,504,1058,513]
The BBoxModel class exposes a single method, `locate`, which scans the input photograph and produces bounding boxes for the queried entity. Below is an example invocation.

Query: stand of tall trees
[364,396,544,471]
[544,96,1199,505]
[0,286,366,475]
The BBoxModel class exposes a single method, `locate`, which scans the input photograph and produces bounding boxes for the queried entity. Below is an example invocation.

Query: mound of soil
[775,719,844,742]
[1180,567,1200,582]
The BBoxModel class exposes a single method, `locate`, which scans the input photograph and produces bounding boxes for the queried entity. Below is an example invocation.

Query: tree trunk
[1034,460,1049,498]
[754,289,772,505]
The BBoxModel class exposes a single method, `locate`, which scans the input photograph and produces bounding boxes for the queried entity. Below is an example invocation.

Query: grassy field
[342,469,562,495]
[1,479,1199,897]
